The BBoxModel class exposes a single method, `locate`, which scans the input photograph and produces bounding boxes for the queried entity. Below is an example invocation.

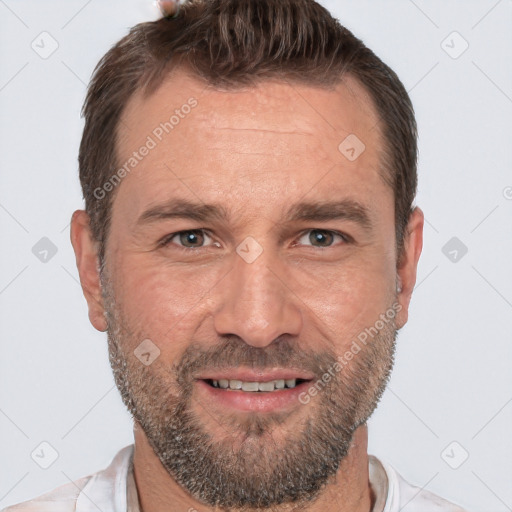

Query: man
[3,0,468,511]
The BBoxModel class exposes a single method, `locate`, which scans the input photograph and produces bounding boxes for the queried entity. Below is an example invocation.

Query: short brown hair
[79,0,417,264]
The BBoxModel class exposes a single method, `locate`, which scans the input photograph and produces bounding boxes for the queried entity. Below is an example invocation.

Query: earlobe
[70,210,108,332]
[395,207,424,329]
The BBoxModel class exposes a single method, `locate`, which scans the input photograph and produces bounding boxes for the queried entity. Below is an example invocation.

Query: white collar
[75,445,133,512]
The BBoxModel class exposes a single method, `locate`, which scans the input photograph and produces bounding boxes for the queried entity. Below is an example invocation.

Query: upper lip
[195,367,315,382]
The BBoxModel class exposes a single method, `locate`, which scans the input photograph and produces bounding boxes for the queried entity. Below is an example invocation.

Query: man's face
[99,70,404,508]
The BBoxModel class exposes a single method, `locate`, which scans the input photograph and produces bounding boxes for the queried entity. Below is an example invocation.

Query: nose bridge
[236,257,279,318]
[212,243,302,347]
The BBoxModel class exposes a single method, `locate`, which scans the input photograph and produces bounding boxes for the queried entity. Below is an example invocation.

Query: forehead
[114,68,388,226]
[120,68,381,149]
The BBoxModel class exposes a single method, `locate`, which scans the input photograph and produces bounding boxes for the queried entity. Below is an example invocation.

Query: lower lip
[196,380,312,413]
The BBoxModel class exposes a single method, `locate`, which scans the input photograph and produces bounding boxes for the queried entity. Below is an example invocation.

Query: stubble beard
[101,273,397,510]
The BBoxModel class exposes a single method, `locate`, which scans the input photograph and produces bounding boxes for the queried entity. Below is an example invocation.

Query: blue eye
[296,229,348,248]
[159,229,348,251]
[160,230,216,249]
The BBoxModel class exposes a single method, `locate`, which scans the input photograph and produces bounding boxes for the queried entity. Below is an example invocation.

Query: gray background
[0,1,511,510]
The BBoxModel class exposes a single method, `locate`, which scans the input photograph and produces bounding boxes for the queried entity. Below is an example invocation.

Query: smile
[206,378,306,392]
[195,371,314,413]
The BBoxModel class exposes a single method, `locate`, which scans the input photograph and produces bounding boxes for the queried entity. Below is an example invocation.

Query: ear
[70,210,107,332]
[395,206,424,329]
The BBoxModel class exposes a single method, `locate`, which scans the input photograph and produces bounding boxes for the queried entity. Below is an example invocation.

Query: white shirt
[1,444,468,512]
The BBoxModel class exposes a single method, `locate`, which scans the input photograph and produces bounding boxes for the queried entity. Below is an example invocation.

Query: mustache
[173,336,337,381]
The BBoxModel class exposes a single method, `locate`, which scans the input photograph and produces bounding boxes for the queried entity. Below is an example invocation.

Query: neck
[132,422,374,512]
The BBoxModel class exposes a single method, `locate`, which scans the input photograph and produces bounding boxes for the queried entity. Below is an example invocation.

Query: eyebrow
[136,198,373,230]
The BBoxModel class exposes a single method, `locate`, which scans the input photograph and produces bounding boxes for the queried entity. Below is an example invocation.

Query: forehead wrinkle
[212,127,315,136]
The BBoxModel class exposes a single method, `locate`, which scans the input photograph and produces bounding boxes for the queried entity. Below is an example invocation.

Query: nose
[212,248,303,348]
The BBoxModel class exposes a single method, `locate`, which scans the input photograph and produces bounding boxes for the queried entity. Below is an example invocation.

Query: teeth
[258,381,275,392]
[210,378,300,392]
[229,379,242,390]
[241,381,259,392]
[275,379,285,389]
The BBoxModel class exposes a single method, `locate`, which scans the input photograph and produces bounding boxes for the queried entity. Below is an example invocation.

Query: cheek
[111,256,224,343]
[290,250,395,345]
[110,236,396,353]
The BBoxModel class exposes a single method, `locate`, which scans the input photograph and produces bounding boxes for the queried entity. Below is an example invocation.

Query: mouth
[205,378,308,392]
[194,369,315,413]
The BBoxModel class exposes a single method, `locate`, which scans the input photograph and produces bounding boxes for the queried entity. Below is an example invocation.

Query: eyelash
[158,229,351,251]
